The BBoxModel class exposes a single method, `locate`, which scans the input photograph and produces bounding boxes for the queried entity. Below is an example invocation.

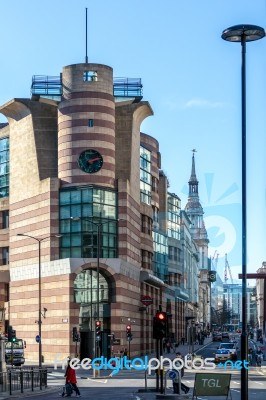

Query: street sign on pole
[169,370,177,380]
[35,335,41,343]
[141,295,153,306]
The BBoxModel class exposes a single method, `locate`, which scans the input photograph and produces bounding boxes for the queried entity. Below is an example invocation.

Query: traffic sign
[35,335,41,343]
[169,370,177,380]
[141,295,153,306]
[194,373,231,397]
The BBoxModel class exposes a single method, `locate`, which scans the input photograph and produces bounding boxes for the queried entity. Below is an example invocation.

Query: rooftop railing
[31,75,143,101]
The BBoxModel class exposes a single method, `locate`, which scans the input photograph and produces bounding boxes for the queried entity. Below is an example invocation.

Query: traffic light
[95,320,101,340]
[126,325,132,340]
[153,312,167,339]
[72,327,79,342]
[8,326,16,342]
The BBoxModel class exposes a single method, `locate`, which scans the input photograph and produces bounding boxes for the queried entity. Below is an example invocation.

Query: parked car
[213,333,222,342]
[222,332,230,340]
[214,349,231,363]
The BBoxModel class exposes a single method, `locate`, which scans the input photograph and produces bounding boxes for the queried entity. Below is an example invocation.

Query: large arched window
[73,269,113,360]
[74,269,110,305]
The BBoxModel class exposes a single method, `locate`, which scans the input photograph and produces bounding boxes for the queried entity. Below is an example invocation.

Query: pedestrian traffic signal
[8,326,16,342]
[153,312,167,339]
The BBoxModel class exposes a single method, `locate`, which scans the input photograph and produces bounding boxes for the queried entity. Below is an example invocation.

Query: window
[0,137,9,198]
[140,146,152,205]
[83,71,97,82]
[59,186,118,259]
[141,215,152,235]
[88,119,94,127]
[141,249,153,269]
[1,210,9,229]
[169,246,178,261]
[152,231,168,281]
[152,176,158,192]
[167,193,181,239]
[2,247,9,265]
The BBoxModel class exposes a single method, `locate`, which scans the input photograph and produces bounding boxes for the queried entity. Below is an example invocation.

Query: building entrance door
[74,269,112,360]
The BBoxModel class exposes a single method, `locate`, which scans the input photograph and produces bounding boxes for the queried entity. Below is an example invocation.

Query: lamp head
[222,24,265,42]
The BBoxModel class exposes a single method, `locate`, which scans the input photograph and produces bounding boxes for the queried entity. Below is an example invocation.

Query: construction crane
[224,253,233,284]
[211,251,219,271]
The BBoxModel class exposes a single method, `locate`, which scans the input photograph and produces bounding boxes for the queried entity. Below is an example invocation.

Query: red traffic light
[95,321,101,334]
[153,312,168,339]
[156,312,167,321]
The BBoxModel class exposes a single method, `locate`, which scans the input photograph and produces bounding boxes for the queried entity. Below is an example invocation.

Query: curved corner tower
[58,63,115,188]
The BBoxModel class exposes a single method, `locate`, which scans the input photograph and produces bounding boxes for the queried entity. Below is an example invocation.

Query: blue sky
[1,0,266,281]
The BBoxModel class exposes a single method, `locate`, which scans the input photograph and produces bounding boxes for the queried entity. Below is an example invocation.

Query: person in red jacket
[64,358,81,397]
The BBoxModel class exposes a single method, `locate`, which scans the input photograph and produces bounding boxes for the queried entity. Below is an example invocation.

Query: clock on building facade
[78,149,103,174]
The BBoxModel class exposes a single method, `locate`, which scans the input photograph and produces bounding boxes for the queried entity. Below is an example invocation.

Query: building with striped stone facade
[0,60,205,363]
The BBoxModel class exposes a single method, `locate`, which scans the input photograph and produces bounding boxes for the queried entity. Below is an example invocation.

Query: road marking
[254,381,263,385]
[233,381,240,384]
[231,389,240,393]
[48,372,64,377]
[87,378,108,384]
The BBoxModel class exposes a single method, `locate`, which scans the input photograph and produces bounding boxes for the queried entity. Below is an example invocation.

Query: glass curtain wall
[140,145,152,205]
[152,231,168,282]
[59,186,118,259]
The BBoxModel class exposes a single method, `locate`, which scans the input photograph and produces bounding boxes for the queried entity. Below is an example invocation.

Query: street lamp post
[221,24,265,400]
[17,233,61,368]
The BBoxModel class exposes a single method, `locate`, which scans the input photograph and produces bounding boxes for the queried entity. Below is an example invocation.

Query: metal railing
[31,75,143,101]
[0,368,47,395]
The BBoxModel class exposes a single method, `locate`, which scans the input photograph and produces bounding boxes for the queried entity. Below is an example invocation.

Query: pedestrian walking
[256,347,263,367]
[174,341,179,351]
[248,347,253,366]
[63,358,81,397]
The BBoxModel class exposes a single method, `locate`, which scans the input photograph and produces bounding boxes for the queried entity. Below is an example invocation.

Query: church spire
[185,150,209,247]
[188,149,198,196]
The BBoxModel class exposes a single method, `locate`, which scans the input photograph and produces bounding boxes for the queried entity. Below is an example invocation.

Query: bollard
[93,362,100,378]
[164,369,167,394]
[144,368,147,391]
[20,369,23,393]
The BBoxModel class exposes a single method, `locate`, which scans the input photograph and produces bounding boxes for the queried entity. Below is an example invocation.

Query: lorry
[5,338,26,366]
